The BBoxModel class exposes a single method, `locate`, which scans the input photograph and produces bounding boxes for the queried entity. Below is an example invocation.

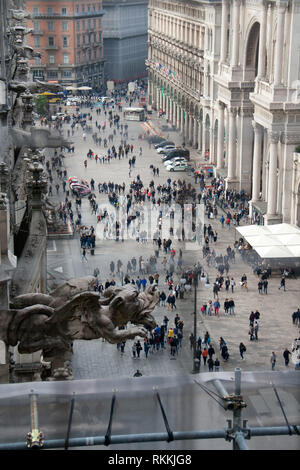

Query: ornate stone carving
[9,80,61,96]
[268,130,280,144]
[1,281,159,379]
[11,127,72,150]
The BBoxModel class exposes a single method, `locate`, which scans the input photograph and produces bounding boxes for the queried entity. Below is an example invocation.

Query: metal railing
[0,368,299,451]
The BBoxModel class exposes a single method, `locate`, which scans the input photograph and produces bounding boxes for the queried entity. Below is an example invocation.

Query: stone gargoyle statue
[11,127,72,149]
[13,45,42,60]
[1,277,159,379]
[9,79,61,95]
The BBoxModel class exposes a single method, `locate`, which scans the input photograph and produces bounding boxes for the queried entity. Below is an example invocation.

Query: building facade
[147,0,300,226]
[26,0,105,91]
[103,0,148,83]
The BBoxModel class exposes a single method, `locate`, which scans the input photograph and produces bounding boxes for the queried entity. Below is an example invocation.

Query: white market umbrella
[77,86,92,91]
[273,233,300,246]
[255,245,294,259]
[266,223,300,235]
[245,235,282,247]
[236,225,270,237]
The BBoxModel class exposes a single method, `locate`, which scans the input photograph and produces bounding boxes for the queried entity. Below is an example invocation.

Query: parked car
[51,112,65,121]
[147,135,166,144]
[69,177,89,187]
[163,148,190,160]
[70,183,91,197]
[166,162,190,172]
[164,157,187,166]
[154,140,175,149]
[156,145,176,154]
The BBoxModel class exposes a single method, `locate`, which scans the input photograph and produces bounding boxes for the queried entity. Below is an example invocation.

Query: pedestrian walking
[283,348,291,366]
[202,347,208,365]
[136,340,142,358]
[208,357,214,372]
[239,342,247,360]
[270,351,276,370]
[81,248,88,262]
[278,276,286,291]
[214,358,220,372]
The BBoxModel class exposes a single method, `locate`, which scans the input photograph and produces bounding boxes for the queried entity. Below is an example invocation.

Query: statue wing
[46,291,101,324]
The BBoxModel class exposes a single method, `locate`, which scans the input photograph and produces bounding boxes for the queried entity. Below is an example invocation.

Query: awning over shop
[236,223,300,259]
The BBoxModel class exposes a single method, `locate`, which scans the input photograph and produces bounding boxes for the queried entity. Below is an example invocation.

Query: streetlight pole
[193,268,200,373]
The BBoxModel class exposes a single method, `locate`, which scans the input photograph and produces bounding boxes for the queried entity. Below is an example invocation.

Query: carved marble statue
[13,45,41,60]
[11,127,72,149]
[9,80,61,96]
[9,9,32,21]
[1,279,159,379]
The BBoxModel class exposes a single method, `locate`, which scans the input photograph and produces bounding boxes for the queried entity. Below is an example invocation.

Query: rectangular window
[62,36,68,47]
[33,7,39,15]
[62,21,68,31]
[62,70,72,78]
[62,7,67,16]
[48,36,54,46]
[48,21,54,31]
[33,21,39,31]
[47,7,53,15]
[93,18,96,28]
[63,54,69,64]
[33,70,43,79]
[77,34,80,46]
[88,19,91,29]
[35,57,41,65]
[76,21,80,31]
[76,5,79,14]
[82,19,85,29]
[47,70,58,78]
[49,55,55,64]
[82,34,85,44]
[34,36,40,47]
[77,52,80,64]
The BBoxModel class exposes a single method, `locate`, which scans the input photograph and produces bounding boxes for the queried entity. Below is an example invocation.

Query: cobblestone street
[47,99,300,380]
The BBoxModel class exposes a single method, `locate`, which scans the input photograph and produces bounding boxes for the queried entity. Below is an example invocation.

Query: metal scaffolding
[0,368,299,450]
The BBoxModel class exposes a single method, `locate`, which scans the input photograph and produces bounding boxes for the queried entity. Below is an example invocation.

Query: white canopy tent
[236,224,300,259]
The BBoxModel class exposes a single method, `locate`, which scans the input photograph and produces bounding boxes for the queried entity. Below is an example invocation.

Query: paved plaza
[46,99,300,381]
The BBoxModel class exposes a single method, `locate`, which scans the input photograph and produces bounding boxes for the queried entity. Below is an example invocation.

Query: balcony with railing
[32,10,104,20]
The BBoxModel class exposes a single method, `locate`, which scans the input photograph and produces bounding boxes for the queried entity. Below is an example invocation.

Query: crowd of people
[41,88,299,375]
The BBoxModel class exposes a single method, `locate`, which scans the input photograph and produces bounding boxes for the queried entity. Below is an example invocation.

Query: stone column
[266,4,273,79]
[193,118,198,149]
[198,117,202,152]
[257,1,267,79]
[220,0,229,63]
[184,112,189,143]
[251,121,263,202]
[217,102,225,169]
[266,131,279,216]
[202,113,206,157]
[189,114,193,145]
[231,0,240,67]
[227,107,237,180]
[181,107,185,135]
[274,1,287,86]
